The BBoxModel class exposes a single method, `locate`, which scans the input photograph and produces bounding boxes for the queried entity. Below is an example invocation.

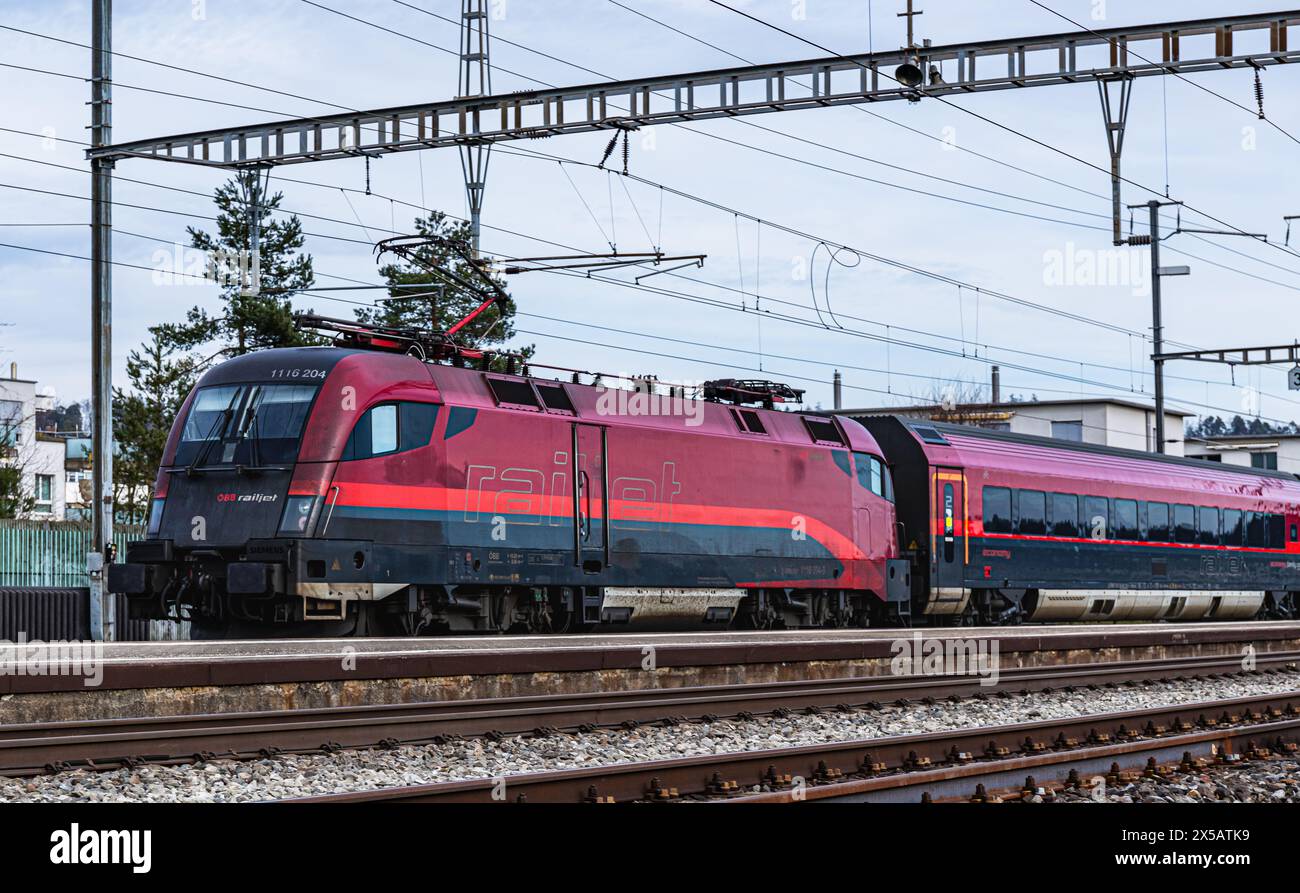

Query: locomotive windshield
[174,383,319,468]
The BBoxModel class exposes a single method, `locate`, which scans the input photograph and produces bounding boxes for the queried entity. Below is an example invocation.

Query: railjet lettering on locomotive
[889,632,1000,687]
[49,824,151,874]
[465,458,682,528]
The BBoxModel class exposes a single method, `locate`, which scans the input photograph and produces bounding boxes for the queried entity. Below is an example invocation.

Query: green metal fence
[0,520,142,587]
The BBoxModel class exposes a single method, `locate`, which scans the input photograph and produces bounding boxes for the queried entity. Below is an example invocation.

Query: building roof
[838,397,1195,418]
[1187,434,1300,446]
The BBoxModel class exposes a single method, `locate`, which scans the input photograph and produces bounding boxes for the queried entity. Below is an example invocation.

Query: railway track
[289,690,1300,804]
[4,651,1297,780]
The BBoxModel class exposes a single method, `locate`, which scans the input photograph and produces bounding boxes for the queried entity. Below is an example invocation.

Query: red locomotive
[110,318,901,637]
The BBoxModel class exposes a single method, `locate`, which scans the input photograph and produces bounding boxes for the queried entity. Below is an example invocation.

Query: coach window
[1197,507,1220,546]
[1246,512,1268,548]
[1113,499,1139,541]
[1268,514,1286,550]
[1222,509,1244,547]
[1083,496,1109,540]
[983,487,1012,534]
[1049,493,1079,538]
[1173,505,1197,544]
[1146,502,1170,542]
[1017,490,1047,536]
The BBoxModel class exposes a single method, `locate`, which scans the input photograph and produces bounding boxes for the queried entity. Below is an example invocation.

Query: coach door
[932,468,967,590]
[572,423,609,572]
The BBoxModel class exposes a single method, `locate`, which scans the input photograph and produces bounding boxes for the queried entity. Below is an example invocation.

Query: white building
[0,364,68,519]
[1185,434,1300,475]
[837,397,1192,456]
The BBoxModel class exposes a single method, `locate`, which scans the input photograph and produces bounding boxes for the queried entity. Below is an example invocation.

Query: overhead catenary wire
[2,143,1293,403]
[7,222,1296,430]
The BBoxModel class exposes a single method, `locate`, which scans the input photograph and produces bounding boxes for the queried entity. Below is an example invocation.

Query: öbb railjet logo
[216,492,279,504]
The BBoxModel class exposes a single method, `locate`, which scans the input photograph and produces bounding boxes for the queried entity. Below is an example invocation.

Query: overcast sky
[2,0,1298,428]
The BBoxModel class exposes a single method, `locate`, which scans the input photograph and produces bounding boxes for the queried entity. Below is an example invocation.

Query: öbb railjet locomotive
[108,338,1300,637]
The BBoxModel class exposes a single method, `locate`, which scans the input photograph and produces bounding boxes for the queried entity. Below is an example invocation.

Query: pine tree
[355,211,527,357]
[112,326,201,523]
[0,414,34,519]
[174,171,318,357]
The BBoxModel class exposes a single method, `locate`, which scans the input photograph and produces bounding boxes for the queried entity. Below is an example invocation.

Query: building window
[0,399,21,447]
[35,474,53,510]
[1200,454,1222,463]
[1051,420,1084,442]
[1251,452,1278,470]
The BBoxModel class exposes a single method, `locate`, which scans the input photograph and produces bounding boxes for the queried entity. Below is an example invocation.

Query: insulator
[1128,235,1153,246]
[1255,70,1266,120]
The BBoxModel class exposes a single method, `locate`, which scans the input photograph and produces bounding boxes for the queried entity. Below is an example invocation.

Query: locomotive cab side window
[342,402,439,461]
[983,487,1012,534]
[853,453,894,502]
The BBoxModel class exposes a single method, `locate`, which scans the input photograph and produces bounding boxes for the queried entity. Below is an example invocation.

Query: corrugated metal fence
[0,522,187,641]
[0,587,164,641]
[0,520,141,588]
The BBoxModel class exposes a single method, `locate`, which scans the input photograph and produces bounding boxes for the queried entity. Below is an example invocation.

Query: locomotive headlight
[278,496,317,536]
[146,498,166,536]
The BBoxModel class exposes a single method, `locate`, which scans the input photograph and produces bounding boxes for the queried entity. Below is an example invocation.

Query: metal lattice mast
[459,0,492,252]
[1099,76,1135,247]
[89,0,114,641]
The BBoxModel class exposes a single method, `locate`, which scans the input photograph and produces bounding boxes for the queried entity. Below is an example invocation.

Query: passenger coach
[861,417,1300,625]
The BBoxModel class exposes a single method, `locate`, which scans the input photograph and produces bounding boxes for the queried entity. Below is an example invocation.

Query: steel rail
[287,690,1300,804]
[6,652,1294,779]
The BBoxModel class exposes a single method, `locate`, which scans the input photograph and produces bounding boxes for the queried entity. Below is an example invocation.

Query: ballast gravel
[3,669,1299,802]
[1045,759,1300,804]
